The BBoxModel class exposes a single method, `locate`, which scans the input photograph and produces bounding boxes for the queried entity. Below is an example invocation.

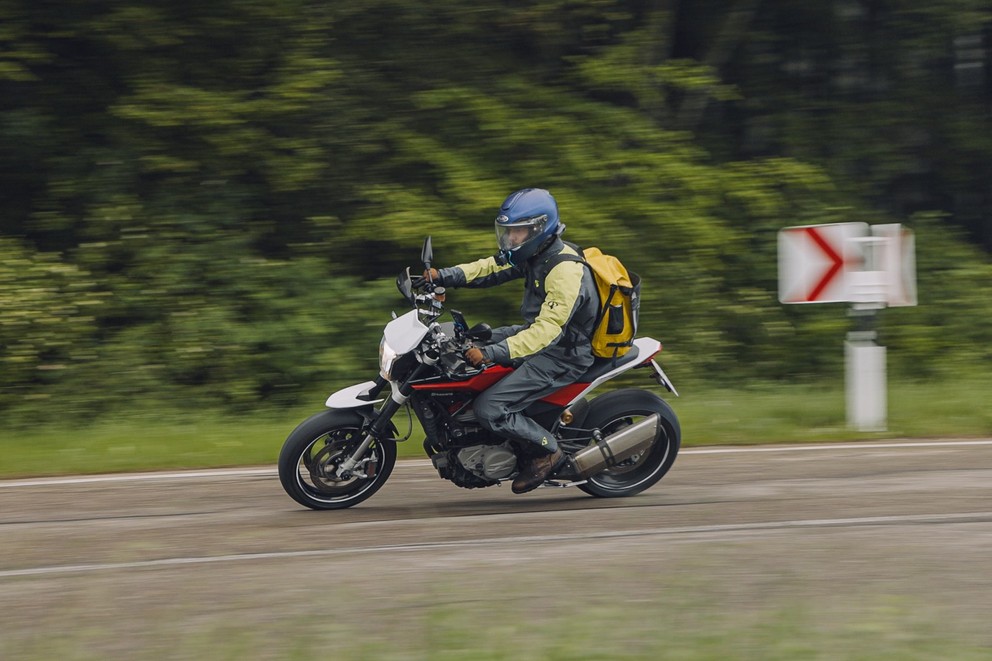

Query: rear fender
[561,337,664,406]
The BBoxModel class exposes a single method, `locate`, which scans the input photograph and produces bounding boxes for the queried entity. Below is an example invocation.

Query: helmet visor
[495,214,548,253]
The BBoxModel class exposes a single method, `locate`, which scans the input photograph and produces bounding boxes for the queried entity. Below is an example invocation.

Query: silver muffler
[570,413,660,478]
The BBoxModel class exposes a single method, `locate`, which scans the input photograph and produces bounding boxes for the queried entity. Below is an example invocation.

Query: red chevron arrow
[804,226,845,301]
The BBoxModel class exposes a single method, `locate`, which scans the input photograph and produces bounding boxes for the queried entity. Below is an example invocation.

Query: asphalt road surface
[2,439,991,658]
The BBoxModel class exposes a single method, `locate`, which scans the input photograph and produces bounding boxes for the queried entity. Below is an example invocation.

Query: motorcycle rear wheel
[278,410,397,510]
[575,389,681,498]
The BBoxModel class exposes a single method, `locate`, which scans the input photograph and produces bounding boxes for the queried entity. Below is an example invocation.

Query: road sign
[778,223,868,304]
[778,221,919,432]
[872,223,917,307]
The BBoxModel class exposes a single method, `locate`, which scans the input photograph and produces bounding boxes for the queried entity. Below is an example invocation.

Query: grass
[5,588,989,660]
[677,375,992,445]
[1,376,989,479]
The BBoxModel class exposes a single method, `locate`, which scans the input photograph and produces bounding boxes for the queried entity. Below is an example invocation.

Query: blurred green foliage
[1,1,991,420]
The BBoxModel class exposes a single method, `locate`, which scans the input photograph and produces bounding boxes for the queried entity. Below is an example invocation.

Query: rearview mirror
[421,236,434,269]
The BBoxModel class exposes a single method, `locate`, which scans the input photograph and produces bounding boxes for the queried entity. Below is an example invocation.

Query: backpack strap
[537,242,585,289]
[534,246,590,352]
[546,247,620,324]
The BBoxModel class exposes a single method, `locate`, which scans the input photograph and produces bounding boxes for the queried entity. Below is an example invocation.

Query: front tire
[278,410,397,510]
[574,389,680,498]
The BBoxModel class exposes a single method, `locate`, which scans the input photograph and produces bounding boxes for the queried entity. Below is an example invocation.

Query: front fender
[326,381,384,409]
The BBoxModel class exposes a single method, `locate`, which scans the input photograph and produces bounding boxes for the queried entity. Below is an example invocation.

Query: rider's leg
[473,353,582,452]
[473,354,585,492]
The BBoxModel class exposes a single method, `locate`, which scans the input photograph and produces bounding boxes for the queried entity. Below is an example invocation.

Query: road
[2,439,991,658]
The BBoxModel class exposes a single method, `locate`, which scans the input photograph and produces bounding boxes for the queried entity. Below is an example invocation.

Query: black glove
[412,268,442,288]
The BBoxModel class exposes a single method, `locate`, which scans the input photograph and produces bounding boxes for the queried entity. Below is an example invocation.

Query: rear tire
[278,410,397,510]
[574,389,680,498]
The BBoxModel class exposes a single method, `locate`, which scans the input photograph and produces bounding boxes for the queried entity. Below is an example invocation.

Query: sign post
[778,223,917,432]
[845,235,888,431]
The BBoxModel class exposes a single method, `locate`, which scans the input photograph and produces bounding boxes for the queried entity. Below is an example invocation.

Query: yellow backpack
[552,246,641,359]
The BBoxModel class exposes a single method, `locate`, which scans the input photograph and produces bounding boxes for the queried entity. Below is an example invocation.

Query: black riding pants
[472,352,590,454]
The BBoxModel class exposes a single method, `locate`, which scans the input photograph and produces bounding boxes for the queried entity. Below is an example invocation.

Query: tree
[1,0,990,418]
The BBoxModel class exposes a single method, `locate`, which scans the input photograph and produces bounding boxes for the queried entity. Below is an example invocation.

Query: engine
[458,443,518,480]
[420,401,521,488]
[432,441,519,489]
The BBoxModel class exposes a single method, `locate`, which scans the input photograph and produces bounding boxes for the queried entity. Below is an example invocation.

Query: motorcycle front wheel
[575,388,681,498]
[278,410,397,510]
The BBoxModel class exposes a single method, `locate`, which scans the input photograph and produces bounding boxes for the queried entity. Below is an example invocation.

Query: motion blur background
[2,0,991,424]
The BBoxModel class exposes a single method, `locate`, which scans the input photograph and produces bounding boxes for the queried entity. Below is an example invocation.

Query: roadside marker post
[778,223,917,431]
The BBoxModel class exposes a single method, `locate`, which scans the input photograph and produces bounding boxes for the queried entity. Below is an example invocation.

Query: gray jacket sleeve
[479,325,525,366]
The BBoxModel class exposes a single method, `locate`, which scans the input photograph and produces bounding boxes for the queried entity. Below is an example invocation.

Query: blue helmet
[494,188,561,265]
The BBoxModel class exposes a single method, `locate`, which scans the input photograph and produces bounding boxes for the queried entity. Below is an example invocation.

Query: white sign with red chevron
[778,222,869,304]
[778,222,917,307]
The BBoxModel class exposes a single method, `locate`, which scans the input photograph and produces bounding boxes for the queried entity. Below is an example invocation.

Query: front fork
[335,359,435,478]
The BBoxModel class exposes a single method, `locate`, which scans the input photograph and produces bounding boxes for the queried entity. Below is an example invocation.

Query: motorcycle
[278,237,681,510]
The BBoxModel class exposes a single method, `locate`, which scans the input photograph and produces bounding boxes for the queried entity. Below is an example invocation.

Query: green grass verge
[6,592,989,660]
[1,377,989,479]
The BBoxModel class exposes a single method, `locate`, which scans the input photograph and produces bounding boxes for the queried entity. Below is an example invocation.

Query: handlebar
[398,264,491,376]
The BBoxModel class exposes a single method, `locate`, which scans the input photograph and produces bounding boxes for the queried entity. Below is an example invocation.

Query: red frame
[408,343,661,406]
[410,365,591,406]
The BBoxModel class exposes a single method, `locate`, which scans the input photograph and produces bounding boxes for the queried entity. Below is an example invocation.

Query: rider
[424,188,600,493]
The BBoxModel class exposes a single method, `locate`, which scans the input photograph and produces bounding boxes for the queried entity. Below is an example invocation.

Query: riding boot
[512,448,565,494]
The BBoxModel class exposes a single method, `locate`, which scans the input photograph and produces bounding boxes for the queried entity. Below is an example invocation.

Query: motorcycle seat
[577,345,641,383]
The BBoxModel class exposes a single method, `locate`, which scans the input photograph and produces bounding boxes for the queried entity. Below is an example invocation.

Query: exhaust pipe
[570,413,660,478]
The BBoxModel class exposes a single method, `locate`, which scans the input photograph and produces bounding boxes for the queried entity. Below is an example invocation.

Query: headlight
[379,337,399,381]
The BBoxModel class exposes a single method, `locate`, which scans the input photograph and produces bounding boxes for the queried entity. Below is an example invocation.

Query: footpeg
[541,479,588,488]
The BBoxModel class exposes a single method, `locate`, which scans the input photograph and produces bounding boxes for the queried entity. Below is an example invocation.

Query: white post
[845,236,889,432]
[845,330,887,432]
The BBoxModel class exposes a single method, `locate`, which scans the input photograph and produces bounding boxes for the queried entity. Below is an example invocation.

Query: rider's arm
[437,256,522,289]
[488,324,526,344]
[481,259,585,364]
